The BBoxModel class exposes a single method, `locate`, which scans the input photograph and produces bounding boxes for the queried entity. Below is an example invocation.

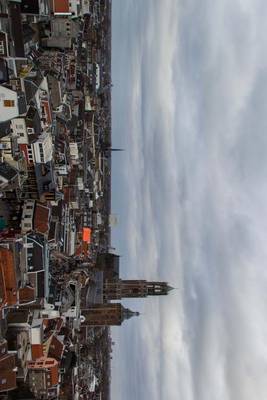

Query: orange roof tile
[0,247,17,309]
[19,286,35,303]
[31,344,44,360]
[53,0,69,13]
[34,203,50,235]
[82,227,91,243]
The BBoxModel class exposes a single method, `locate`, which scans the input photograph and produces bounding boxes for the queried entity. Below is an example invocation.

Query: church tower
[81,303,139,326]
[103,279,174,301]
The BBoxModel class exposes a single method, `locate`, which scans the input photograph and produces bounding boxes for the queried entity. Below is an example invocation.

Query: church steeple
[104,279,173,300]
[122,308,140,321]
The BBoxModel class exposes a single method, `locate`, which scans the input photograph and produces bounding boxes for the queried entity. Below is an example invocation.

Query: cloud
[111,0,267,399]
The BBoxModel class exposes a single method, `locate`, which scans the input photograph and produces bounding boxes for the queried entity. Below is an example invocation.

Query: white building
[0,135,13,162]
[11,117,28,144]
[69,0,81,17]
[21,200,35,233]
[0,86,26,122]
[32,132,53,164]
[69,142,79,164]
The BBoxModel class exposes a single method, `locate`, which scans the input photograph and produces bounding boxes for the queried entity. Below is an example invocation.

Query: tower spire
[122,307,140,322]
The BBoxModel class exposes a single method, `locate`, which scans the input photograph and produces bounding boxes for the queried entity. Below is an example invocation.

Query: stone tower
[81,303,139,326]
[103,279,174,300]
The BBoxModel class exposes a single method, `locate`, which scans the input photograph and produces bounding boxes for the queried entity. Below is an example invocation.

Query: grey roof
[0,121,11,138]
[26,232,45,273]
[86,271,103,305]
[21,0,40,14]
[34,162,56,196]
[17,91,27,115]
[47,75,61,108]
[37,270,45,299]
[22,23,36,44]
[26,105,41,138]
[9,2,25,57]
[23,71,43,103]
[0,162,18,181]
[0,59,9,84]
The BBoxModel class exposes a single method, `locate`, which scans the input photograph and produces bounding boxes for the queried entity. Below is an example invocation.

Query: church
[81,253,173,326]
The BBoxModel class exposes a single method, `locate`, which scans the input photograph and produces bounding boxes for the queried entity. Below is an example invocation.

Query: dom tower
[80,253,173,327]
[103,279,174,300]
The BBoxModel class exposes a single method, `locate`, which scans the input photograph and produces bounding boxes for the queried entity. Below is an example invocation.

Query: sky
[111,1,267,399]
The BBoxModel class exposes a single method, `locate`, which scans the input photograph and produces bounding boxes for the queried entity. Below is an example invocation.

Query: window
[3,100,15,107]
[1,379,7,385]
[46,360,54,365]
[0,41,4,55]
[19,132,24,137]
[24,223,31,228]
[16,124,24,129]
[24,214,32,219]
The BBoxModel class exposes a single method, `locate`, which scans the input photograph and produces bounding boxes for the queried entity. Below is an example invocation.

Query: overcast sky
[111,1,267,399]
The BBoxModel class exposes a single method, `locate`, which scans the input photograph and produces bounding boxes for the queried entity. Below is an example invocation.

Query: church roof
[121,307,140,322]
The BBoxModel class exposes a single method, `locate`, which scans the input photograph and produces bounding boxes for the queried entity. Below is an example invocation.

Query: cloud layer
[111,1,267,399]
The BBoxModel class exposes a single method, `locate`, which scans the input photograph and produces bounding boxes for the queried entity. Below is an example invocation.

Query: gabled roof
[7,309,30,325]
[48,335,64,361]
[31,344,43,360]
[26,232,45,273]
[26,105,41,138]
[19,285,35,303]
[35,162,56,197]
[23,70,44,103]
[0,247,17,308]
[0,58,9,84]
[0,121,11,138]
[9,2,25,57]
[17,91,27,115]
[0,162,17,181]
[33,203,50,235]
[0,353,17,392]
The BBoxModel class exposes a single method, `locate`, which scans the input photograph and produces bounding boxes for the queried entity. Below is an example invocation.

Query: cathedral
[81,254,173,326]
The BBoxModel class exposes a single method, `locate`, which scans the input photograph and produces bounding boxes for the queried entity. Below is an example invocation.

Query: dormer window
[3,100,14,107]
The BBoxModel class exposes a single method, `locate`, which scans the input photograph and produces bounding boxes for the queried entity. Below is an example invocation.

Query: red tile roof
[0,247,17,310]
[52,0,69,13]
[31,344,44,360]
[19,286,35,303]
[34,203,50,235]
[48,335,64,361]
